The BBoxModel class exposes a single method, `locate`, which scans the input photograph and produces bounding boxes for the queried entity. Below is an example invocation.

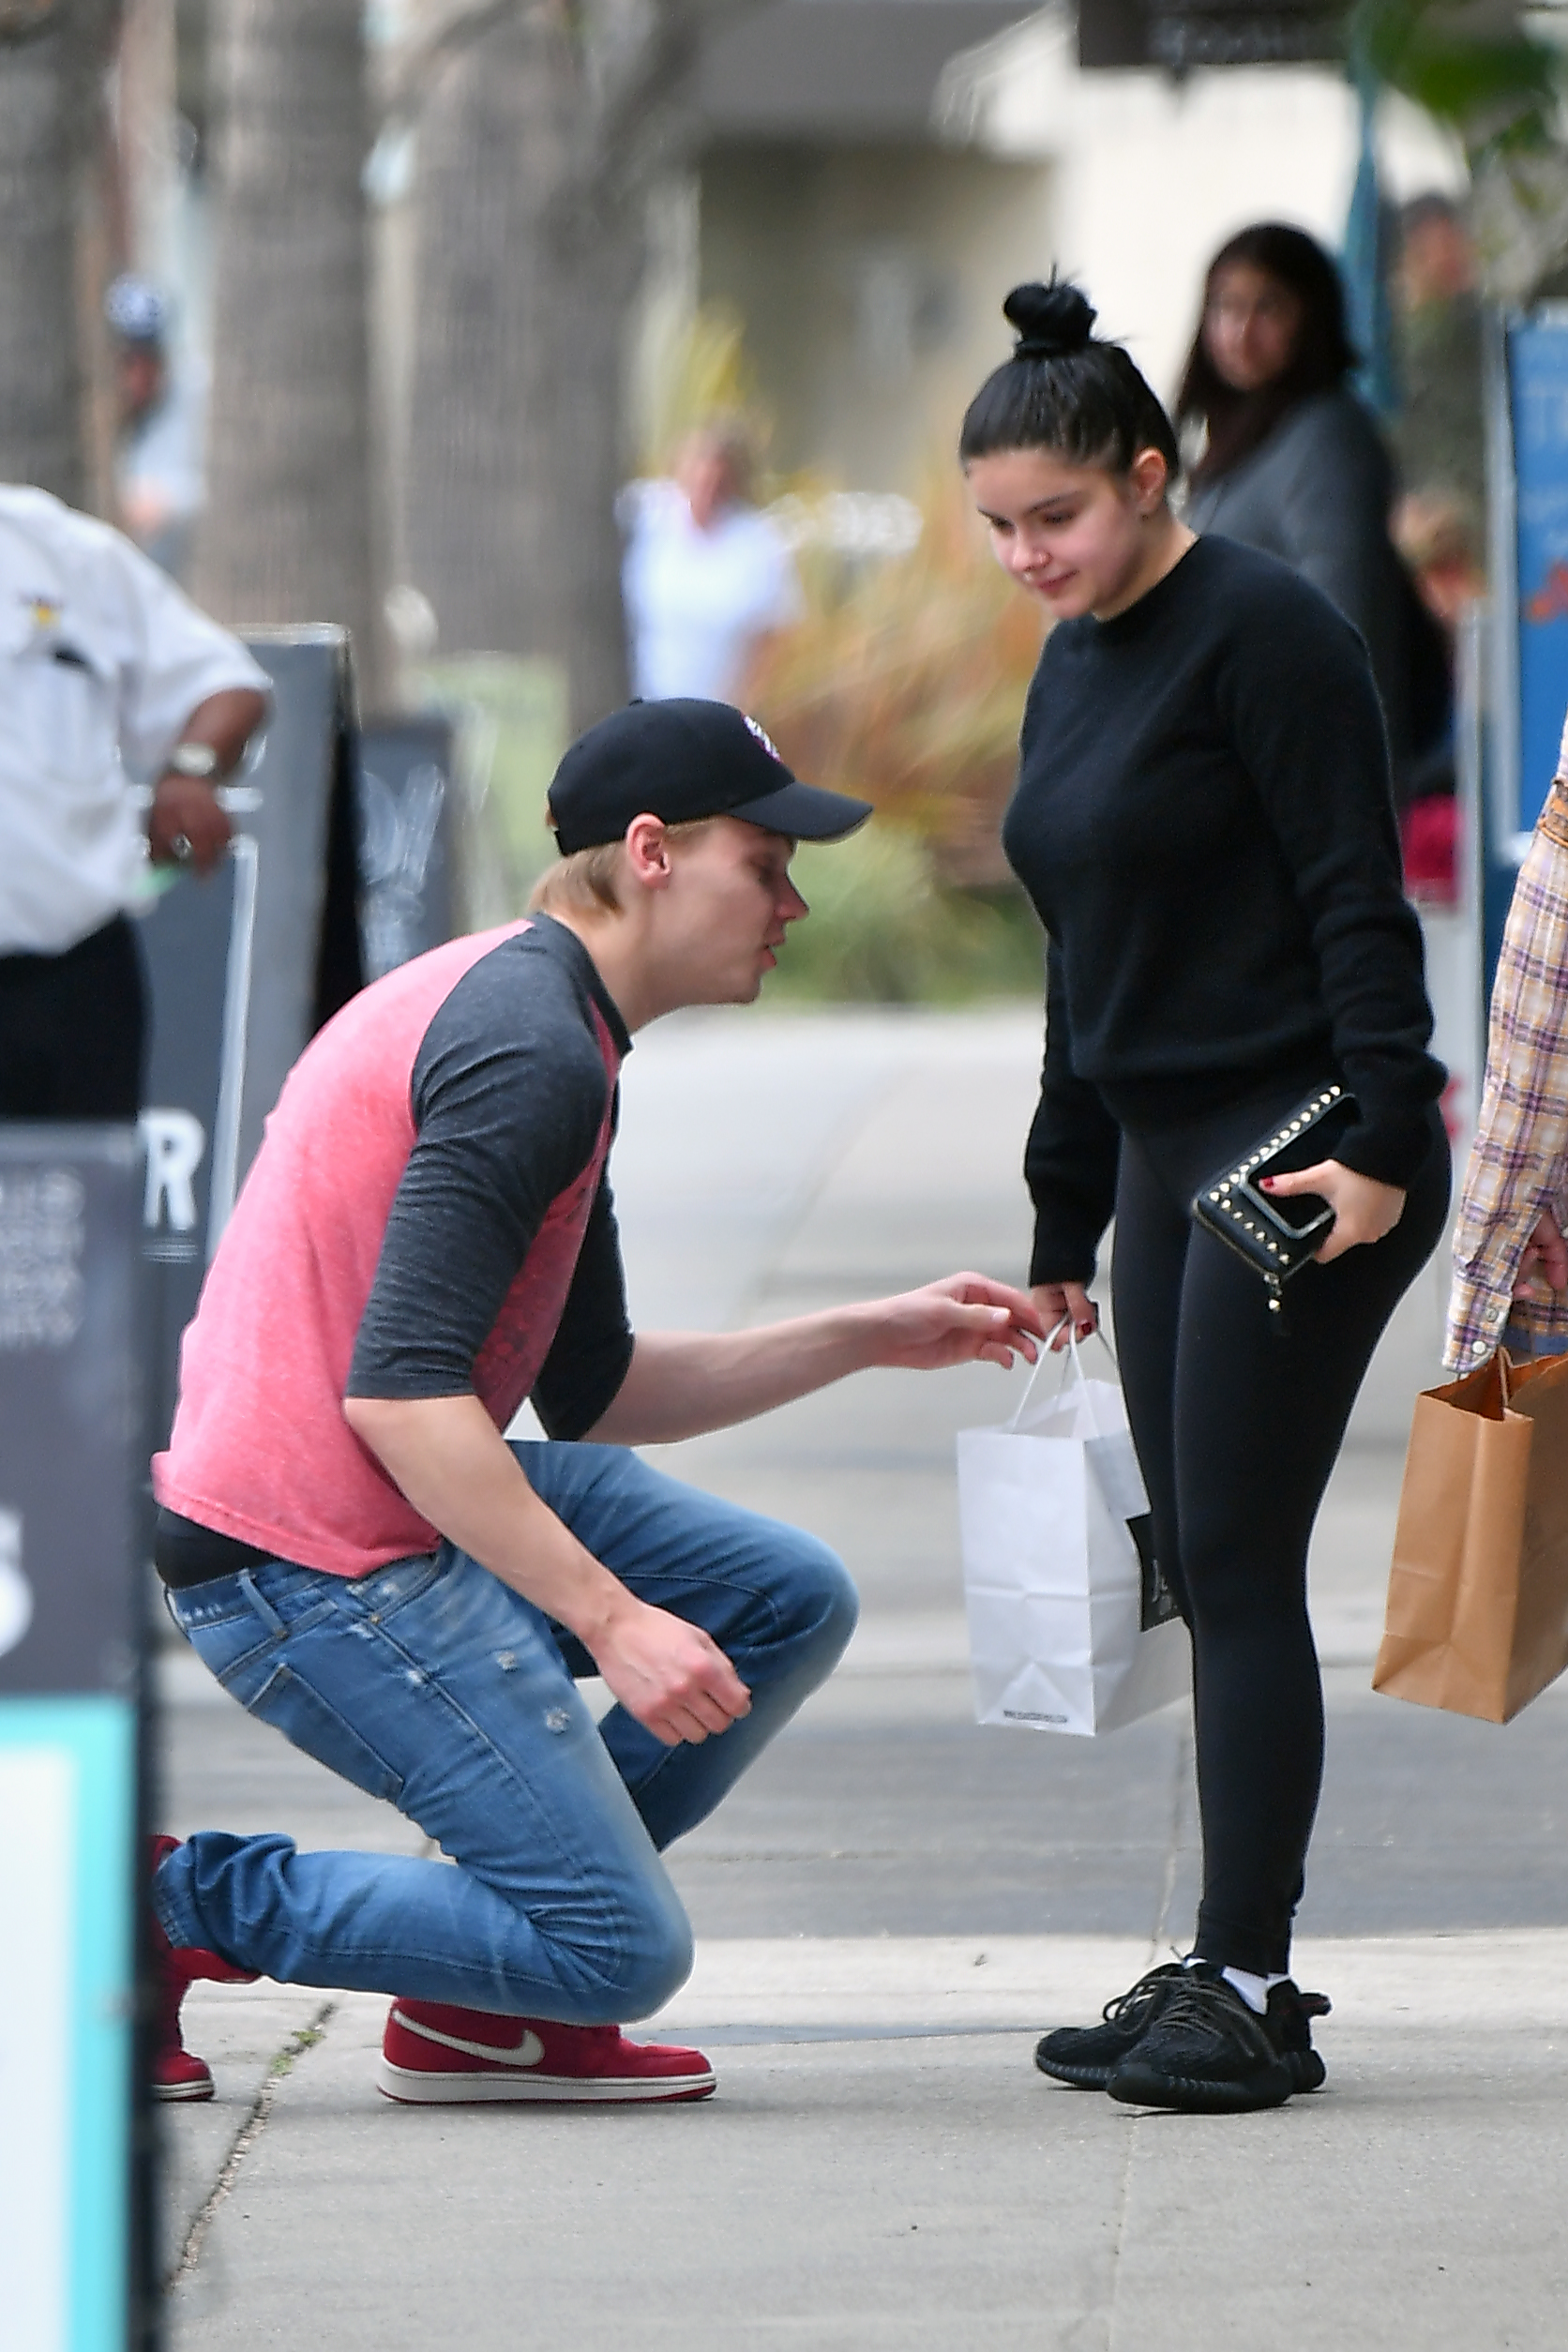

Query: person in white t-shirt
[622,427,803,704]
[0,485,269,1118]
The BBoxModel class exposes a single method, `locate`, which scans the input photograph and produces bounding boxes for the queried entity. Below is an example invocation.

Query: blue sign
[0,1699,136,2351]
[0,1130,142,2351]
[1505,312,1568,835]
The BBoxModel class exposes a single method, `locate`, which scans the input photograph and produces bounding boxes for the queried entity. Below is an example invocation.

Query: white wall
[950,5,1468,405]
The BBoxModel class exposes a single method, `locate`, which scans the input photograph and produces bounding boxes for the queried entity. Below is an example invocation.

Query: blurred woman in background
[1177,222,1450,820]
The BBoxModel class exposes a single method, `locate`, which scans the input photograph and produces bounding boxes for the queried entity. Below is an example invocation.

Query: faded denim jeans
[153,1441,857,2022]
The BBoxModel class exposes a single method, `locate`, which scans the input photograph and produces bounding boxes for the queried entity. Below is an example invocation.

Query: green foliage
[1349,0,1562,163]
[763,830,1044,1006]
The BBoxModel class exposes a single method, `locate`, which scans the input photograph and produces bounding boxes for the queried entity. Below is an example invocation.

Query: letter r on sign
[139,1109,206,1232]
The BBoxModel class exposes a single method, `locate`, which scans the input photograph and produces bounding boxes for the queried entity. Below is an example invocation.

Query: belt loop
[236,1566,288,1638]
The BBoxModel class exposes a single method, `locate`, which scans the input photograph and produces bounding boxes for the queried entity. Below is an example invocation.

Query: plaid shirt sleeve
[1446,771,1568,1369]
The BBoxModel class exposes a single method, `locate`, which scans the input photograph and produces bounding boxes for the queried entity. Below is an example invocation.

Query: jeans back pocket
[243,1660,406,1807]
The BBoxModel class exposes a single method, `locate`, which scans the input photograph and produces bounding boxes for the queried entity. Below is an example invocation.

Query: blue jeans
[154,1442,857,2023]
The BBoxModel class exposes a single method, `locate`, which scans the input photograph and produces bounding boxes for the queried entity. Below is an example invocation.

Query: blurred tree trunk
[115,0,176,275]
[401,0,716,733]
[0,2,120,504]
[194,0,387,705]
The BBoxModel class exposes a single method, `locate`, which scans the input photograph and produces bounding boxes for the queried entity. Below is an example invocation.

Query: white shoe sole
[152,2076,216,2103]
[375,2056,716,2105]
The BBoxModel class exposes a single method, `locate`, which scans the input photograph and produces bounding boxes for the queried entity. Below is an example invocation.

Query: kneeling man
[150,699,1041,2105]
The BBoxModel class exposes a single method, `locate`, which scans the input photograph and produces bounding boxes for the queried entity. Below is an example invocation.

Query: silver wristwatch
[164,741,220,779]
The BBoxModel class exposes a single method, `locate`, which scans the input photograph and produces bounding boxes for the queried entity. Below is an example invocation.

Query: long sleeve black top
[1002,533,1444,1286]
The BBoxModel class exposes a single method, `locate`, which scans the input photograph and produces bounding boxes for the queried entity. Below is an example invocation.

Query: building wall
[699,141,1051,488]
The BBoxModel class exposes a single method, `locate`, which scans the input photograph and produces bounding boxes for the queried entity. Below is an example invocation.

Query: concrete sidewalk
[159,1008,1568,2350]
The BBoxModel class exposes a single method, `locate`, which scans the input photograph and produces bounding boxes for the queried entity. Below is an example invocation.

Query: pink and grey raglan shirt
[153,915,634,1581]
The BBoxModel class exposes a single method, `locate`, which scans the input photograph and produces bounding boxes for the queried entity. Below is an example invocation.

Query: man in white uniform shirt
[622,427,803,704]
[0,485,269,1118]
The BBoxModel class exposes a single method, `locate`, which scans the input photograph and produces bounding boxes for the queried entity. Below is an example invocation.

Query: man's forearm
[147,687,270,873]
[589,1277,1043,1446]
[174,686,268,772]
[586,1314,883,1447]
[341,1392,629,1644]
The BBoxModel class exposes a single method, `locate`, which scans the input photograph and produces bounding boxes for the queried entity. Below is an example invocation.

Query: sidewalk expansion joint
[164,1998,337,2293]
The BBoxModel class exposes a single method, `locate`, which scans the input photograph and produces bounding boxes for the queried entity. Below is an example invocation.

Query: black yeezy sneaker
[1266,1978,1332,2093]
[1106,1963,1295,2113]
[1033,1961,1189,2089]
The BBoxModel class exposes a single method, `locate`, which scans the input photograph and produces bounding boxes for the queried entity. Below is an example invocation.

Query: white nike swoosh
[392,2007,546,2068]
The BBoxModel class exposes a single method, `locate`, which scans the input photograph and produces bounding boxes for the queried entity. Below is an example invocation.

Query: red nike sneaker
[376,1998,716,2105]
[148,1834,260,2103]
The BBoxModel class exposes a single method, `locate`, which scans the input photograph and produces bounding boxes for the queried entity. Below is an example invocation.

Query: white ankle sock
[1221,1966,1288,2015]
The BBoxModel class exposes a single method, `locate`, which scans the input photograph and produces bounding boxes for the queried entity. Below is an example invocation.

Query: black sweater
[1002,534,1444,1285]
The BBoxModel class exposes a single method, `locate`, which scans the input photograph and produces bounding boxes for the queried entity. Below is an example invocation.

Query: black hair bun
[1003,279,1096,361]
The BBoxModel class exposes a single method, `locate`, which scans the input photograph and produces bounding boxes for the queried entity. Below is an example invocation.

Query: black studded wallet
[1189,1083,1360,1314]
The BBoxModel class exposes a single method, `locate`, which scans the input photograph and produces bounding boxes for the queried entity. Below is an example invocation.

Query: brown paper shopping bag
[1374,1349,1568,1723]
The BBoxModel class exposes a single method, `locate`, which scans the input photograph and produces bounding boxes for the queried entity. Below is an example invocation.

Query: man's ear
[623,812,674,890]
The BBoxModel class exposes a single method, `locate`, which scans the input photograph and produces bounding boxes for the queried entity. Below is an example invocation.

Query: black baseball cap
[546,699,873,853]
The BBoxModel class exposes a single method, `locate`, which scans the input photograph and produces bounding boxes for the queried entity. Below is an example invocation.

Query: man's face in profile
[657,818,808,1004]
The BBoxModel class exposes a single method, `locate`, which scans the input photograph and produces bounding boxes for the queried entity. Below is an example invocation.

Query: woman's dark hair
[958,279,1181,483]
[1176,223,1358,485]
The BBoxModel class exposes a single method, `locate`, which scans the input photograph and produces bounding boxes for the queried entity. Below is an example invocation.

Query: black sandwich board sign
[357,715,458,981]
[0,1125,143,2350]
[133,642,459,1455]
[134,629,365,1453]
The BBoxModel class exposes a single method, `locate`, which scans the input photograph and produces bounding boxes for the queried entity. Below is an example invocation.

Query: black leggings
[1110,1082,1451,1975]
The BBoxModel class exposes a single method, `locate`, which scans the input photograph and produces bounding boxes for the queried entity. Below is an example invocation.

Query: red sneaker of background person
[148,1833,260,2103]
[377,1998,717,2104]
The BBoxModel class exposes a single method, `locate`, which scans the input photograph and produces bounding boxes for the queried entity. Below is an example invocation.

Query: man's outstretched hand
[856,1273,1047,1371]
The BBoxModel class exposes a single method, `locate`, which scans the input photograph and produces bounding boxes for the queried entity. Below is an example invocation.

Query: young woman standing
[962,280,1450,2113]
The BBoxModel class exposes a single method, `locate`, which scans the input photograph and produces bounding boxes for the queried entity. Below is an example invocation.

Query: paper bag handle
[1006,1316,1119,1432]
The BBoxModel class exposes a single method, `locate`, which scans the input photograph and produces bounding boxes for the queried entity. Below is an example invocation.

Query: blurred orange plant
[744,470,1048,884]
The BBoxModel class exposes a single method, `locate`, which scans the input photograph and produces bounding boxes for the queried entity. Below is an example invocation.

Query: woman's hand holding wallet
[1259,1161,1407,1263]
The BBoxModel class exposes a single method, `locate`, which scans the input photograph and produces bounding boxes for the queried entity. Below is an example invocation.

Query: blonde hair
[529,817,720,919]
[530,842,626,918]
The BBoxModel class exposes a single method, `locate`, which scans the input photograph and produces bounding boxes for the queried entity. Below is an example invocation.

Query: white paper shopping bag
[956,1328,1189,1738]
